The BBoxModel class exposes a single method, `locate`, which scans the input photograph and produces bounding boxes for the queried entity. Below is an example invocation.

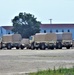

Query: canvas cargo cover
[2,34,13,43]
[12,34,22,43]
[34,33,57,42]
[45,33,57,41]
[62,32,72,40]
[2,34,22,43]
[34,33,46,42]
[56,33,63,41]
[21,38,30,44]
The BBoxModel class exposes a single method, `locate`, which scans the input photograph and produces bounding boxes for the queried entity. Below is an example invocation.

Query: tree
[12,12,41,38]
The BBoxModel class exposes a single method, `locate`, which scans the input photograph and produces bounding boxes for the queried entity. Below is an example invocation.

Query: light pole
[49,19,52,24]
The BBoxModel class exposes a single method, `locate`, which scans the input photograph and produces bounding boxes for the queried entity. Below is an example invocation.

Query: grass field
[29,67,74,75]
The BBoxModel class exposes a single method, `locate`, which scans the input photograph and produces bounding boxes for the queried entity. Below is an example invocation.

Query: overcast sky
[0,0,74,26]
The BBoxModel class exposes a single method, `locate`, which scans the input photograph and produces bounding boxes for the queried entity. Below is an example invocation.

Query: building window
[62,30,64,32]
[68,29,70,32]
[56,30,58,32]
[50,30,52,33]
[8,32,10,34]
[44,30,46,33]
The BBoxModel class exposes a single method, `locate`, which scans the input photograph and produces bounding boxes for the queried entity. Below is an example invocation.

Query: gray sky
[0,0,74,26]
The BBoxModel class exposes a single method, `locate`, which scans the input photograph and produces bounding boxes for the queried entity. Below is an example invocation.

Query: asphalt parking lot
[0,48,74,75]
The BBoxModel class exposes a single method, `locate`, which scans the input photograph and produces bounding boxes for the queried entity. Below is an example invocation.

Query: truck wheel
[40,44,45,50]
[7,44,11,49]
[20,45,24,49]
[58,44,62,49]
[21,46,24,49]
[16,47,19,49]
[66,46,70,49]
[56,43,62,49]
[51,46,54,50]
[31,45,35,50]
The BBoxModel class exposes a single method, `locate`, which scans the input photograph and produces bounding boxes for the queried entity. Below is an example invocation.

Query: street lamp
[49,19,52,24]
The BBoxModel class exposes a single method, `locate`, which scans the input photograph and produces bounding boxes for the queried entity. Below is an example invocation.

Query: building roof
[2,26,13,30]
[40,24,74,28]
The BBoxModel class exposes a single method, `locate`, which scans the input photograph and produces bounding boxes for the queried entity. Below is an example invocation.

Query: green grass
[29,67,74,75]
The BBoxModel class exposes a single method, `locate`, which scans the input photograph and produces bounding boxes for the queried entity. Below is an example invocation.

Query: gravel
[0,49,74,75]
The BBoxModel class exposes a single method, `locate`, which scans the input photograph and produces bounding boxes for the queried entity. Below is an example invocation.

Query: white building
[40,24,74,39]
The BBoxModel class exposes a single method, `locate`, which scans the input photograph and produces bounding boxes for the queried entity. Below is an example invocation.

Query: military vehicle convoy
[28,32,73,50]
[0,32,73,50]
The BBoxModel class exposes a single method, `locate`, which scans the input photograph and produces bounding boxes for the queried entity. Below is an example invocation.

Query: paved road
[0,49,74,75]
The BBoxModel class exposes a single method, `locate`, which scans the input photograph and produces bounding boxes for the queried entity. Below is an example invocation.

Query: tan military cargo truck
[56,32,73,49]
[29,33,57,50]
[1,34,22,49]
[62,32,72,49]
[29,33,46,50]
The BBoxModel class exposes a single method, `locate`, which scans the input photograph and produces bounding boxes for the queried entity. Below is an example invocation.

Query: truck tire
[66,46,70,49]
[20,46,24,49]
[40,44,45,50]
[56,46,62,49]
[7,44,11,49]
[31,44,35,50]
[16,47,19,49]
[20,45,24,49]
[56,42,62,49]
[51,46,54,50]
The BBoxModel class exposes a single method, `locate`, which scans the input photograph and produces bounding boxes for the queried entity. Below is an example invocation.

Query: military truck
[62,32,72,49]
[55,32,73,49]
[1,34,22,49]
[29,33,57,50]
